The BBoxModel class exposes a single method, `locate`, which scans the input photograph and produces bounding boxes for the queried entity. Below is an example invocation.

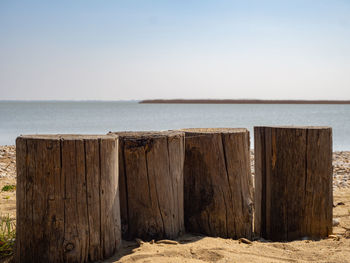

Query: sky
[0,0,350,100]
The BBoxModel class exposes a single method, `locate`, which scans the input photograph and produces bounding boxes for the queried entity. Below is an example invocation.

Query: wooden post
[109,131,185,241]
[16,135,121,263]
[254,126,333,241]
[183,128,253,239]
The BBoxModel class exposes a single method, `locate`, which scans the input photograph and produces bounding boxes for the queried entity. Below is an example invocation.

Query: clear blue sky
[1,0,349,100]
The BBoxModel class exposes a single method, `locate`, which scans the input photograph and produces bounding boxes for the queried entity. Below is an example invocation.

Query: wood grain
[183,128,253,239]
[110,131,185,241]
[254,126,333,241]
[15,135,121,263]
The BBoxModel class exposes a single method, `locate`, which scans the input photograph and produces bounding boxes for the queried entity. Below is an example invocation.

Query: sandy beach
[1,145,350,262]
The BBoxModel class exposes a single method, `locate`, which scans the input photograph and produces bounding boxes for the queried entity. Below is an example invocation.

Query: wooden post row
[15,126,334,263]
[182,128,253,239]
[254,126,333,241]
[16,135,121,263]
[110,131,185,241]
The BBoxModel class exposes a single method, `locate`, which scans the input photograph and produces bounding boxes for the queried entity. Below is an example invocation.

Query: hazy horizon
[1,0,350,100]
[1,98,350,102]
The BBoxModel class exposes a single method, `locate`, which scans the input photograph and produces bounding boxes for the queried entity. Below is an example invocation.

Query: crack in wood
[220,134,232,237]
[98,139,103,258]
[221,188,229,238]
[83,140,91,259]
[167,137,176,235]
[122,142,130,237]
[147,146,166,238]
[144,148,153,204]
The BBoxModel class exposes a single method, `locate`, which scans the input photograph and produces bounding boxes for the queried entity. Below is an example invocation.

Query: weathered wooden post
[109,131,185,241]
[254,126,333,241]
[183,128,253,239]
[16,135,121,263]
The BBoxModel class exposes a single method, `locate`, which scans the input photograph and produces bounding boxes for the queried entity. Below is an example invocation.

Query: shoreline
[139,99,350,104]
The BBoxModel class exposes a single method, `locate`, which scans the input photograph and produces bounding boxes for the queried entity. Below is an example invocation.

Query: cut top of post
[254,126,331,130]
[108,130,184,139]
[17,134,118,141]
[181,128,248,137]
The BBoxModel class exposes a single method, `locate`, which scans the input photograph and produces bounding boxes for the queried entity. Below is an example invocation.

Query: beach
[2,0,350,261]
[1,145,350,262]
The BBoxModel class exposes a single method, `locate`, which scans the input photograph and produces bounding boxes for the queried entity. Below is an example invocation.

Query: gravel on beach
[0,146,16,179]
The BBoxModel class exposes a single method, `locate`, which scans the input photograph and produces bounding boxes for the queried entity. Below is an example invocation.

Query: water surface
[0,101,349,150]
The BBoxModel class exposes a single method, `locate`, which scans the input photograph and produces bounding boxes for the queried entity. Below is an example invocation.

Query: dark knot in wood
[65,242,75,252]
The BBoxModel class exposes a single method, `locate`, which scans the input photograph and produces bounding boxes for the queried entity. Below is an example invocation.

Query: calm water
[0,101,349,150]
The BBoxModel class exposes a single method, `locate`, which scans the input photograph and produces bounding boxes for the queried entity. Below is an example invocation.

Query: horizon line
[1,98,350,104]
[140,99,350,104]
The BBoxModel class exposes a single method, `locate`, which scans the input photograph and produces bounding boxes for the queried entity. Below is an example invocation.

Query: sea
[0,101,349,151]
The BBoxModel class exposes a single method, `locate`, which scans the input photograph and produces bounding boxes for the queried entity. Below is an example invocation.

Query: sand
[1,145,350,263]
[109,187,350,263]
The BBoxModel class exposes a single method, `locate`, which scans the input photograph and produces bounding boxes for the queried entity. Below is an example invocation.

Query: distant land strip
[139,99,350,104]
